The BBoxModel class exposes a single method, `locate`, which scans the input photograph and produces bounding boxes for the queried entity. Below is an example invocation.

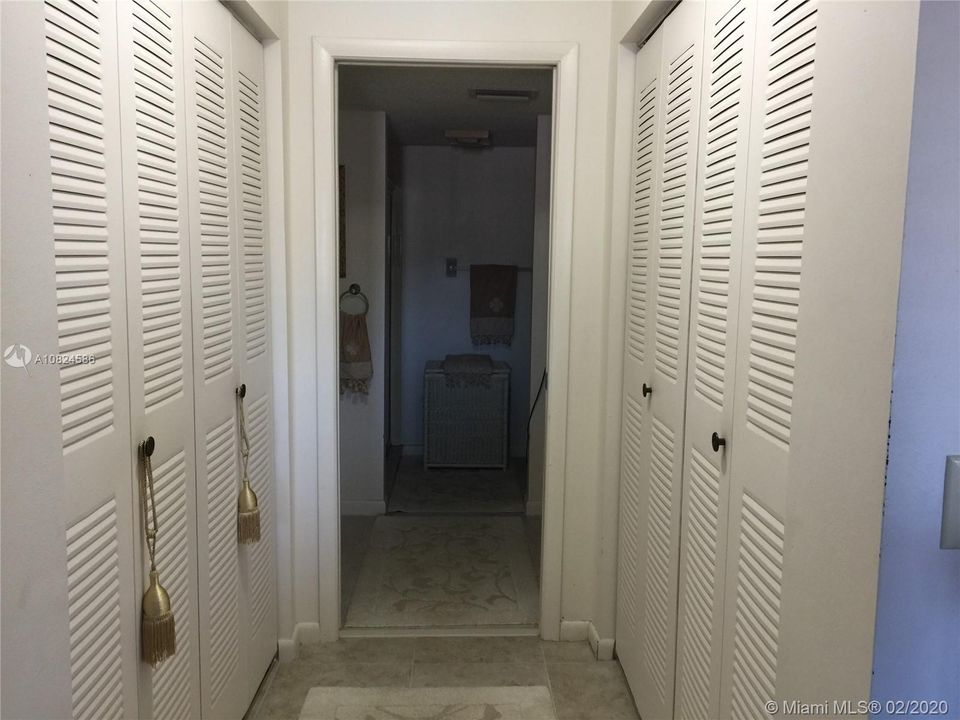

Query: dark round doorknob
[142,435,155,458]
[711,432,726,452]
[642,383,652,397]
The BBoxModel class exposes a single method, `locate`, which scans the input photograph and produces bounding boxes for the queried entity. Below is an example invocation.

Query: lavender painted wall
[871,2,960,713]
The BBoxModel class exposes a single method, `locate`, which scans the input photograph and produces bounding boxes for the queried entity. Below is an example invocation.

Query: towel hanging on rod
[339,282,372,395]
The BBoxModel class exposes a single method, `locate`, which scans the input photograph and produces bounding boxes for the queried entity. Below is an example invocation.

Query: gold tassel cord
[236,384,261,543]
[139,437,176,666]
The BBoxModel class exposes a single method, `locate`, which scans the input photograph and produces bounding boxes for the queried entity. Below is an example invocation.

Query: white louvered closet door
[229,16,278,703]
[672,1,758,718]
[40,1,142,718]
[116,1,202,718]
[616,25,662,711]
[718,2,818,715]
[617,4,706,719]
[718,1,918,716]
[182,3,248,719]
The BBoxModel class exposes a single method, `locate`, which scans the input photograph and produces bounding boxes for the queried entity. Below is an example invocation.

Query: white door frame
[312,38,579,640]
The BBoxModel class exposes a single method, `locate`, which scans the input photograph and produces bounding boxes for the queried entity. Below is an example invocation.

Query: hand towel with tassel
[470,264,518,346]
[340,310,373,394]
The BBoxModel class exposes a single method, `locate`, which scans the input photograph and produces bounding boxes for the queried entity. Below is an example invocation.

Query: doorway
[335,64,552,632]
[311,38,579,641]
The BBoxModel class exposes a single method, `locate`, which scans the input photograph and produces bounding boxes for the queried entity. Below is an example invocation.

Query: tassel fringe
[142,611,176,666]
[238,508,261,544]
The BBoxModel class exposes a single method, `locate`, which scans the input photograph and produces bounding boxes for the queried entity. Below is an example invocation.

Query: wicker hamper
[423,360,510,468]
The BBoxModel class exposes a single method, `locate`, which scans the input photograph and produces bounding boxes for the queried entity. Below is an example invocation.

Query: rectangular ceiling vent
[470,89,538,103]
[445,129,491,148]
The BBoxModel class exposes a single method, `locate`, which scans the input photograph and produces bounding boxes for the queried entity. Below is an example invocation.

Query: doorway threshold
[339,624,540,639]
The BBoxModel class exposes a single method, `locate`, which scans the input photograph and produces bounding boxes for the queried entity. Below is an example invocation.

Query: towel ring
[339,283,369,315]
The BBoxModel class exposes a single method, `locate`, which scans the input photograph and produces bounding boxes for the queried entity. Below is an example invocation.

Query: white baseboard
[589,621,615,660]
[340,500,386,515]
[525,500,542,516]
[560,620,614,660]
[277,638,296,663]
[277,621,322,662]
[559,619,590,642]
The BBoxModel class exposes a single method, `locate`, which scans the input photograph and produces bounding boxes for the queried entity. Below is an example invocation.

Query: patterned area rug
[344,516,539,628]
[387,457,525,514]
[299,686,557,720]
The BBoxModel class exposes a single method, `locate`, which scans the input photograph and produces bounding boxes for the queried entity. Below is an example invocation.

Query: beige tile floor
[251,637,639,720]
[340,514,544,627]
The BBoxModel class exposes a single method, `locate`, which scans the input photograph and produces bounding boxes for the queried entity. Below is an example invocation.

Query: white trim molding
[312,37,579,642]
[589,622,615,661]
[560,620,614,661]
[559,620,591,642]
[277,621,322,663]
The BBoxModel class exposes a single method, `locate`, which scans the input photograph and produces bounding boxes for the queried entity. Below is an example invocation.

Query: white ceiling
[338,65,553,147]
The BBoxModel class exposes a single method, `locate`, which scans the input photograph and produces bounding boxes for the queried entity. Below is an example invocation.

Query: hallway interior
[341,460,542,629]
[251,637,639,720]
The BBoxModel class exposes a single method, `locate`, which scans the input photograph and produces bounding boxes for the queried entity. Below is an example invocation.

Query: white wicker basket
[423,360,510,468]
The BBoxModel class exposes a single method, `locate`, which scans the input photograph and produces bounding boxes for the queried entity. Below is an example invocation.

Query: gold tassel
[141,569,176,666]
[138,437,176,666]
[236,384,261,544]
[237,477,261,543]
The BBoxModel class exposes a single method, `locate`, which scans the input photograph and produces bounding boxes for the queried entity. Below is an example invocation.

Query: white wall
[338,110,387,514]
[397,145,536,457]
[281,0,619,640]
[871,1,960,713]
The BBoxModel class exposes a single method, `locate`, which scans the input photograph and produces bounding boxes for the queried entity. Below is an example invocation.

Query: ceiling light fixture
[469,89,538,103]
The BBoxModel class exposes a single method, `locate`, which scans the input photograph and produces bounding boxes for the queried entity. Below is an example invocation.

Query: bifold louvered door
[714,2,810,714]
[616,4,705,720]
[182,2,249,719]
[230,17,279,702]
[116,1,203,718]
[671,1,758,717]
[616,25,663,708]
[42,2,142,718]
[718,1,918,716]
[3,1,278,718]
[617,1,919,718]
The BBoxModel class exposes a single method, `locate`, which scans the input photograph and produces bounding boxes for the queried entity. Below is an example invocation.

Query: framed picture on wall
[339,164,346,278]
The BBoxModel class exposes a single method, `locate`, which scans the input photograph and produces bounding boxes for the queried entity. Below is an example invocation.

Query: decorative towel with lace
[443,353,493,388]
[340,310,372,395]
[470,264,517,346]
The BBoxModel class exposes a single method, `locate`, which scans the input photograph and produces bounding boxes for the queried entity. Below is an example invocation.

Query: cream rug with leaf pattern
[344,516,539,628]
[299,686,557,720]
